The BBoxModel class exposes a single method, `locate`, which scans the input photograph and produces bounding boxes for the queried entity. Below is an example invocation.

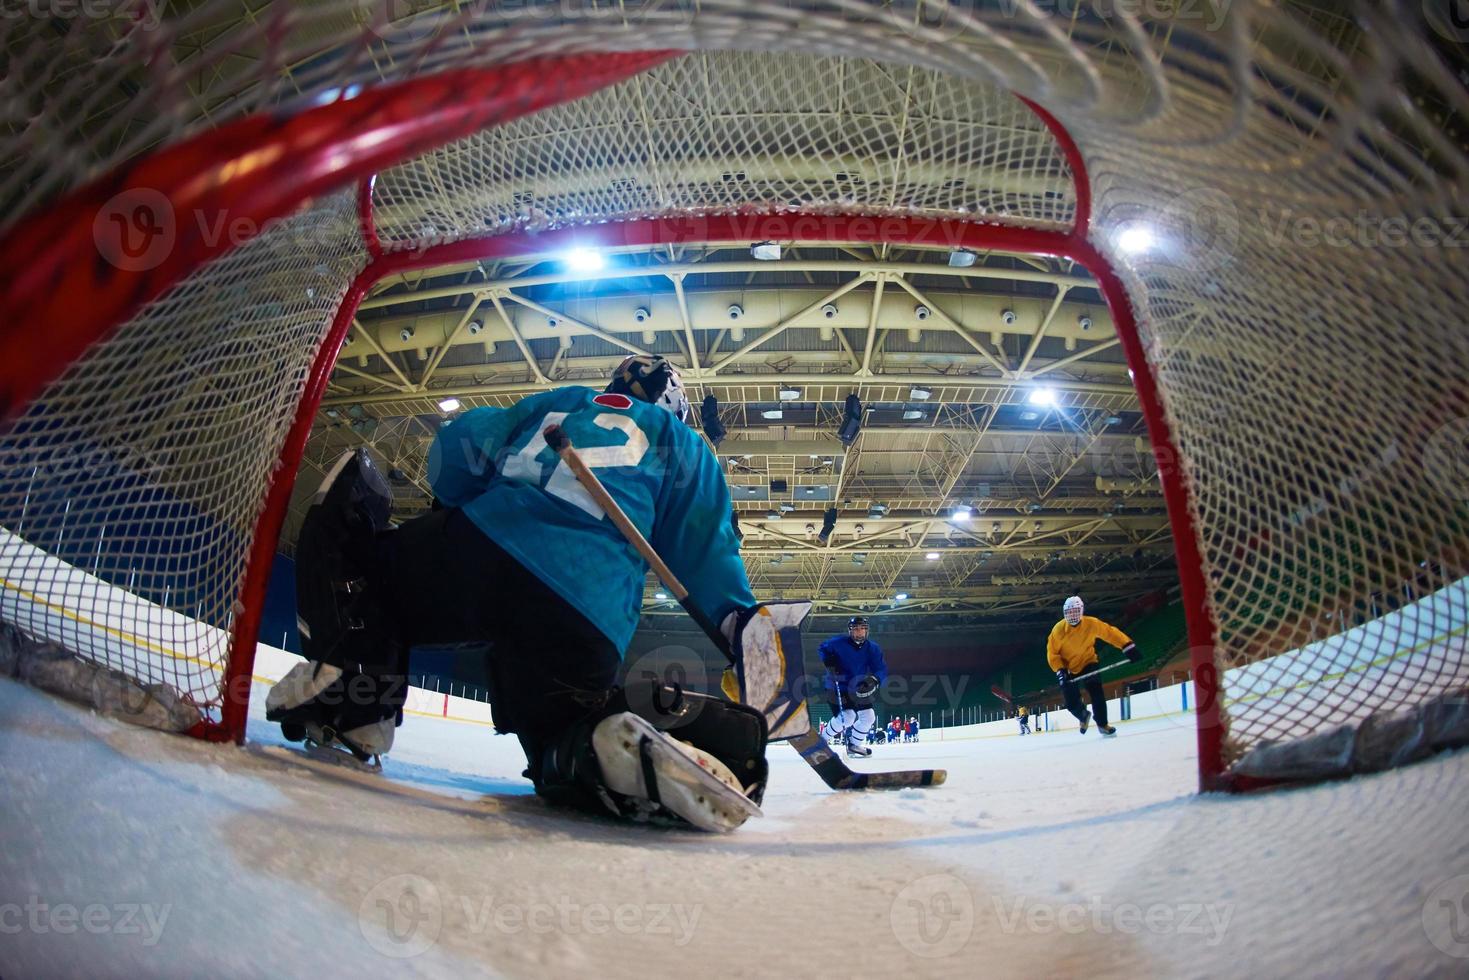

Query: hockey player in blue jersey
[267,355,770,832]
[817,616,888,758]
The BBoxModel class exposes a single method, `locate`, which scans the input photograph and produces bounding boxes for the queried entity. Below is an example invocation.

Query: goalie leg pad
[294,449,402,674]
[531,682,769,831]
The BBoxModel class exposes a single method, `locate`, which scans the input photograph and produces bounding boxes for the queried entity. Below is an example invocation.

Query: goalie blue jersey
[426,386,755,653]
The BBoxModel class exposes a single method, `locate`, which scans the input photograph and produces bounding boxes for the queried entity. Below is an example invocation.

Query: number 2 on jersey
[501,411,649,518]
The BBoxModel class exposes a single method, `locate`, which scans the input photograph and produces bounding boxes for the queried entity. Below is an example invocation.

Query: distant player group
[818,595,1142,754]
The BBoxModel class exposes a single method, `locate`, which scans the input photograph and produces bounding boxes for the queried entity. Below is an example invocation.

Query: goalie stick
[544,424,944,791]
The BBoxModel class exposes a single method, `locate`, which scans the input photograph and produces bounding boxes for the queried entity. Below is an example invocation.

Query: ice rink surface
[3,675,1468,979]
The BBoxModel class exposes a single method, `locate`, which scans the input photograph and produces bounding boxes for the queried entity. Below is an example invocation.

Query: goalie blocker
[718,601,814,741]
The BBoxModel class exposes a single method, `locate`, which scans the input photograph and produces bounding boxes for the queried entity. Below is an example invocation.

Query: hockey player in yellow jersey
[1046,596,1140,737]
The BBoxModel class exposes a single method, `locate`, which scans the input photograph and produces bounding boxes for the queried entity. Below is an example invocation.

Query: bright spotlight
[895,593,909,601]
[1028,387,1059,408]
[951,504,972,521]
[437,397,461,413]
[925,552,940,561]
[564,247,605,272]
[1115,224,1157,254]
[654,592,668,600]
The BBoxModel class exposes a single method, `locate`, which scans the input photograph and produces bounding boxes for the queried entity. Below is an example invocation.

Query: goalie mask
[847,616,869,645]
[607,355,690,423]
[1063,596,1084,626]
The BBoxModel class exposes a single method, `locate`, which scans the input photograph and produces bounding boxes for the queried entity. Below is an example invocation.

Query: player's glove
[853,674,881,701]
[1122,642,1140,662]
[1056,668,1072,687]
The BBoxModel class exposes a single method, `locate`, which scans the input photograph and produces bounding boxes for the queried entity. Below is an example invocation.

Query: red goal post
[1,4,1464,793]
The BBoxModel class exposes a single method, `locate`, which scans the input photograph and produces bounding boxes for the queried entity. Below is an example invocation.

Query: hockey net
[0,2,1466,788]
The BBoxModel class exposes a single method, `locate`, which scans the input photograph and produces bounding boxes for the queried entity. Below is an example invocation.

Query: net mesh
[0,191,366,711]
[1,1,1466,768]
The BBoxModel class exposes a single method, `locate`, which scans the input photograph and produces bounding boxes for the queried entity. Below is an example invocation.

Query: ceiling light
[1028,386,1059,408]
[910,386,932,401]
[1115,223,1157,254]
[951,505,972,521]
[948,248,978,268]
[925,552,940,561]
[902,410,926,420]
[1020,411,1039,421]
[564,247,605,272]
[761,409,784,420]
[751,241,781,261]
[654,592,668,600]
[437,397,461,413]
[778,387,802,401]
[895,593,909,601]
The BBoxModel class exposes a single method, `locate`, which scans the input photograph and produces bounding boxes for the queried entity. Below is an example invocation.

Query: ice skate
[846,736,872,758]
[1079,707,1091,734]
[1097,723,1117,737]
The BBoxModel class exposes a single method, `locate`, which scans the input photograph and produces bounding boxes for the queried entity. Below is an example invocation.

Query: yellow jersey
[1046,615,1134,674]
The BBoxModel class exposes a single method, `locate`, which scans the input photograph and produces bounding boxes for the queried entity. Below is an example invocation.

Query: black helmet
[607,355,690,422]
[847,616,869,630]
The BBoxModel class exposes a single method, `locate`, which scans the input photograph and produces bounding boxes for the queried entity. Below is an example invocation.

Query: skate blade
[597,714,762,833]
[301,738,381,773]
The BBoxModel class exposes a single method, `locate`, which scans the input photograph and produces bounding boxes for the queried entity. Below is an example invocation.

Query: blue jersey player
[817,616,888,757]
[268,356,770,832]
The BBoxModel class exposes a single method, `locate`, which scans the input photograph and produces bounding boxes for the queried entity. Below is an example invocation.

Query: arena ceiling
[297,237,1178,631]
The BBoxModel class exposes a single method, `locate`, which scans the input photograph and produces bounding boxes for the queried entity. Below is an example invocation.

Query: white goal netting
[0,1,1465,779]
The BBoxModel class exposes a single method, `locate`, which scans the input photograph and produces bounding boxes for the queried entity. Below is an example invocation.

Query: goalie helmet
[847,616,869,644]
[607,355,690,422]
[1063,595,1084,626]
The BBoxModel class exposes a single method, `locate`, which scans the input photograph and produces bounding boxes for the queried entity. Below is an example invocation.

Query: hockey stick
[1065,660,1132,685]
[544,424,944,791]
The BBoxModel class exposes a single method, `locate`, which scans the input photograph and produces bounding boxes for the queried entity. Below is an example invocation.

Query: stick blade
[786,731,947,791]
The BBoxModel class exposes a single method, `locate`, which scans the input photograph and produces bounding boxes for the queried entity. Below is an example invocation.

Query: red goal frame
[0,55,1225,789]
